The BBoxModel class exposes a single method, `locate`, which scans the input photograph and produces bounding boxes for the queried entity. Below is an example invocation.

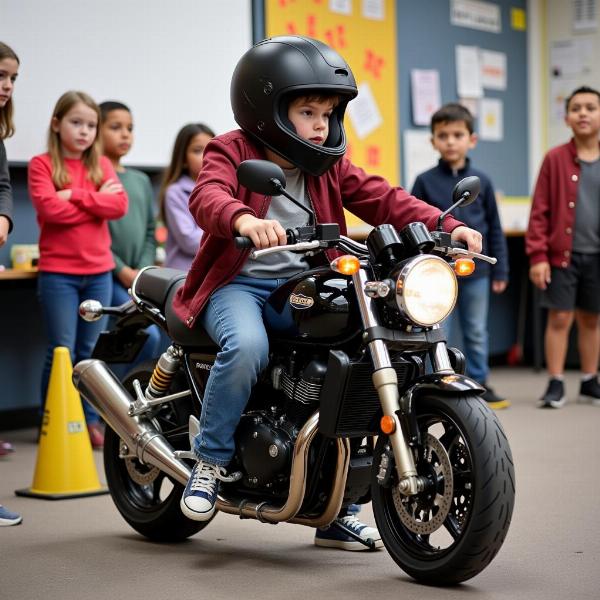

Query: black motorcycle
[73,160,514,585]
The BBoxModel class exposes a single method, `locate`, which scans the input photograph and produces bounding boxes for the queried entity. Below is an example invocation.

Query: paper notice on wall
[480,49,507,90]
[479,97,503,141]
[450,0,502,33]
[346,81,383,139]
[550,39,594,78]
[550,77,579,121]
[362,0,384,20]
[329,0,352,16]
[403,129,439,192]
[410,69,441,126]
[456,45,483,98]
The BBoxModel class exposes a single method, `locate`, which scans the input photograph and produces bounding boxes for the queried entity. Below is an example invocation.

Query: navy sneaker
[539,378,566,409]
[578,377,600,406]
[180,460,238,522]
[0,505,23,526]
[481,385,511,410]
[314,515,383,551]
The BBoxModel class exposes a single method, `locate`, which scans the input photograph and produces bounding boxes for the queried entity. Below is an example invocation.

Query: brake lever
[445,247,497,265]
[250,240,322,260]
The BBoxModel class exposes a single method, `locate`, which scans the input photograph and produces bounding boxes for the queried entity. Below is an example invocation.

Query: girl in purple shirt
[158,123,215,271]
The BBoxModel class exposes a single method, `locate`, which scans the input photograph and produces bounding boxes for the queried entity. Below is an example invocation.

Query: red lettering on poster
[286,21,298,34]
[345,143,352,162]
[307,14,316,36]
[364,50,385,79]
[323,24,347,49]
[366,145,381,167]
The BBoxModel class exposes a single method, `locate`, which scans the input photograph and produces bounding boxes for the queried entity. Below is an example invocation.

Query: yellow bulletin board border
[265,0,400,186]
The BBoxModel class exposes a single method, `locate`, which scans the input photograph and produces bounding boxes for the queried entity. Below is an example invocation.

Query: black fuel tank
[263,267,359,343]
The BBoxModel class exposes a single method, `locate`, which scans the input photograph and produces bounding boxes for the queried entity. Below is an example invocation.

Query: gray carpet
[1,367,599,599]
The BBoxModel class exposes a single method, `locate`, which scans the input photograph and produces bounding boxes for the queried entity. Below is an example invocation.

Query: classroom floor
[1,366,599,600]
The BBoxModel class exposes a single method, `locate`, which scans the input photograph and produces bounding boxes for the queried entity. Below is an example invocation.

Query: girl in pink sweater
[28,91,127,448]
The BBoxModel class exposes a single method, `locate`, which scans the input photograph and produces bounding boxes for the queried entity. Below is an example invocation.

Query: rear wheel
[103,360,211,541]
[372,394,515,584]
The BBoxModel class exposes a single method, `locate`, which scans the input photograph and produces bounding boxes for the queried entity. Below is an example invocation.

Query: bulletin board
[264,0,400,187]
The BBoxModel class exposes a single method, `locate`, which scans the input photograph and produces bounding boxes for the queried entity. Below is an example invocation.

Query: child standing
[158,123,215,271]
[28,91,128,448]
[0,40,23,526]
[99,101,161,365]
[526,86,600,409]
[411,103,510,410]
[170,37,482,548]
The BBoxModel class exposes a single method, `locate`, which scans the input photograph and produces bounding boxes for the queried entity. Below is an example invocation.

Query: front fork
[352,269,453,496]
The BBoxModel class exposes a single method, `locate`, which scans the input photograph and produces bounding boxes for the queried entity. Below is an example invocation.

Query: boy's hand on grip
[529,262,551,290]
[234,214,287,249]
[451,226,482,254]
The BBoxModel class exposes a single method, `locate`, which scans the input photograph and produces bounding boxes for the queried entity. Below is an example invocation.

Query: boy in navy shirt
[412,103,509,409]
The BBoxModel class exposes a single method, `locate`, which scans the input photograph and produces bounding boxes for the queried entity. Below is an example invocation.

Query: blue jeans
[194,275,287,466]
[444,276,490,385]
[110,280,165,378]
[38,271,112,424]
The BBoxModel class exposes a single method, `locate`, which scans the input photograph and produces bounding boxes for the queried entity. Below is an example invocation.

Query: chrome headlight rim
[395,255,458,327]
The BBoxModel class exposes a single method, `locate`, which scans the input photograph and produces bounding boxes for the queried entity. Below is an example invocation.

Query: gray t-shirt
[240,167,311,278]
[573,158,600,254]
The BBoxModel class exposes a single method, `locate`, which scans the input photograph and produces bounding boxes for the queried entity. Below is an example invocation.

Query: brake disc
[124,456,161,486]
[392,433,454,535]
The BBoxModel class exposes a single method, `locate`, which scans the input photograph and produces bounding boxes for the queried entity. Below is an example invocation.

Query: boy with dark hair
[171,37,483,548]
[527,86,600,408]
[412,103,509,409]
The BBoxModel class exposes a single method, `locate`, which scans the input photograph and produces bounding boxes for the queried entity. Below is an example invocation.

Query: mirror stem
[271,179,315,225]
[436,192,470,231]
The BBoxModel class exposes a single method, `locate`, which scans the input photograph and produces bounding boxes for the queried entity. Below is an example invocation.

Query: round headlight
[395,256,458,326]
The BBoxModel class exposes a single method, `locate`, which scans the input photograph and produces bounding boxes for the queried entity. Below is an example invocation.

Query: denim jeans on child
[110,279,165,378]
[38,271,112,424]
[443,275,490,385]
[194,275,288,466]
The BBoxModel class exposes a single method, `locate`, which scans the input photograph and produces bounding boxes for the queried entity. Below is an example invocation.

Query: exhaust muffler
[72,359,190,486]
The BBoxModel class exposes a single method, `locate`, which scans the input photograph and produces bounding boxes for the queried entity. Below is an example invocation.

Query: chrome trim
[72,359,191,485]
[216,412,350,525]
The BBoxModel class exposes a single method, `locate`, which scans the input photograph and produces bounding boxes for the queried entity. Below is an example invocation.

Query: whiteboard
[0,0,252,166]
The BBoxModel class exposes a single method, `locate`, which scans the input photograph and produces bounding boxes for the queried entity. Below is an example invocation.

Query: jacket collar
[438,156,471,177]
[568,137,600,163]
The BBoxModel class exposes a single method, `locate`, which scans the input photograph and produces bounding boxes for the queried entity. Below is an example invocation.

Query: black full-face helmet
[231,36,358,176]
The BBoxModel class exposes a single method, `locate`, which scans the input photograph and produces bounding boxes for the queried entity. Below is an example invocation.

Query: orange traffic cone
[15,347,108,500]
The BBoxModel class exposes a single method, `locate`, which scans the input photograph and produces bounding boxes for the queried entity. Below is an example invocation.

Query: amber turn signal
[380,415,396,434]
[330,255,361,275]
[454,258,475,277]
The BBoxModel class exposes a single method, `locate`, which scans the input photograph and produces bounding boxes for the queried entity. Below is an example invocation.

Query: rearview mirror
[451,176,480,207]
[237,160,287,195]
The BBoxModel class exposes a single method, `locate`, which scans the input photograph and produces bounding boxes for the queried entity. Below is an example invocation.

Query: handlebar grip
[234,236,254,249]
[451,240,467,250]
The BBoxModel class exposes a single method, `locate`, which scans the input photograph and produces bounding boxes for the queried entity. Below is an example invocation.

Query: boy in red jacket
[526,86,600,408]
[174,37,482,544]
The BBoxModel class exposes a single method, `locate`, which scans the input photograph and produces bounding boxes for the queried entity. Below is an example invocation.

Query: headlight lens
[396,256,457,326]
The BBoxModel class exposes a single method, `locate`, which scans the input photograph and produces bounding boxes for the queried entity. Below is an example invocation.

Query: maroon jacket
[526,138,600,268]
[173,130,464,327]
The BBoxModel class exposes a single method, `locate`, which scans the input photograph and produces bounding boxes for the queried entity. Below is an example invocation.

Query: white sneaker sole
[540,396,567,408]
[314,537,384,551]
[180,497,216,522]
[0,516,23,526]
[577,394,600,406]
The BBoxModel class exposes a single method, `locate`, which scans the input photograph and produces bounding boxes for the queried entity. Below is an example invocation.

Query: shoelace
[189,461,240,495]
[339,515,364,533]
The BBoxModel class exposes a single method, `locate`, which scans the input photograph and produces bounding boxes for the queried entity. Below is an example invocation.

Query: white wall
[1,0,252,166]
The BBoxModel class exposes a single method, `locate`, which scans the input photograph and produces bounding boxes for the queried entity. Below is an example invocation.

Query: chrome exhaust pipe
[72,359,191,485]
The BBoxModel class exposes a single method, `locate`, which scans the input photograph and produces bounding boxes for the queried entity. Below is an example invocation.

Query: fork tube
[352,269,418,483]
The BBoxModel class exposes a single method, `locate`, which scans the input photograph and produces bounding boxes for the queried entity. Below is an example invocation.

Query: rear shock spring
[146,345,181,399]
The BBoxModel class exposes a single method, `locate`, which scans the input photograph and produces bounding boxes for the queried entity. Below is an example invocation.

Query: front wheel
[372,394,515,585]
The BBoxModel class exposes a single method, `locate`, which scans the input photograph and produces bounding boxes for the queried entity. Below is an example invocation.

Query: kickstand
[329,520,378,551]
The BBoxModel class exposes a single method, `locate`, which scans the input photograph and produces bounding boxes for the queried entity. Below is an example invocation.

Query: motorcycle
[73,159,515,585]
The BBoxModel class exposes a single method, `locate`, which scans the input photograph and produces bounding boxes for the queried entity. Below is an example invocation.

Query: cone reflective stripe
[15,347,107,500]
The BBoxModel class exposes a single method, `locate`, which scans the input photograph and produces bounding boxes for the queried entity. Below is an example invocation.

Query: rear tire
[372,394,515,584]
[103,360,211,542]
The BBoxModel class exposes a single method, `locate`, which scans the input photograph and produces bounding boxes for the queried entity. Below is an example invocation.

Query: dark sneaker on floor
[539,378,566,409]
[181,460,236,522]
[0,505,23,526]
[481,385,511,410]
[578,378,600,406]
[314,515,383,551]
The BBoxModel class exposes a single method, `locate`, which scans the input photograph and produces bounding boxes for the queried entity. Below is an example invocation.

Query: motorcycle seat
[134,267,218,350]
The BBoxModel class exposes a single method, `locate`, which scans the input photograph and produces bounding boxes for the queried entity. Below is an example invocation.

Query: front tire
[372,394,515,585]
[103,360,211,542]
